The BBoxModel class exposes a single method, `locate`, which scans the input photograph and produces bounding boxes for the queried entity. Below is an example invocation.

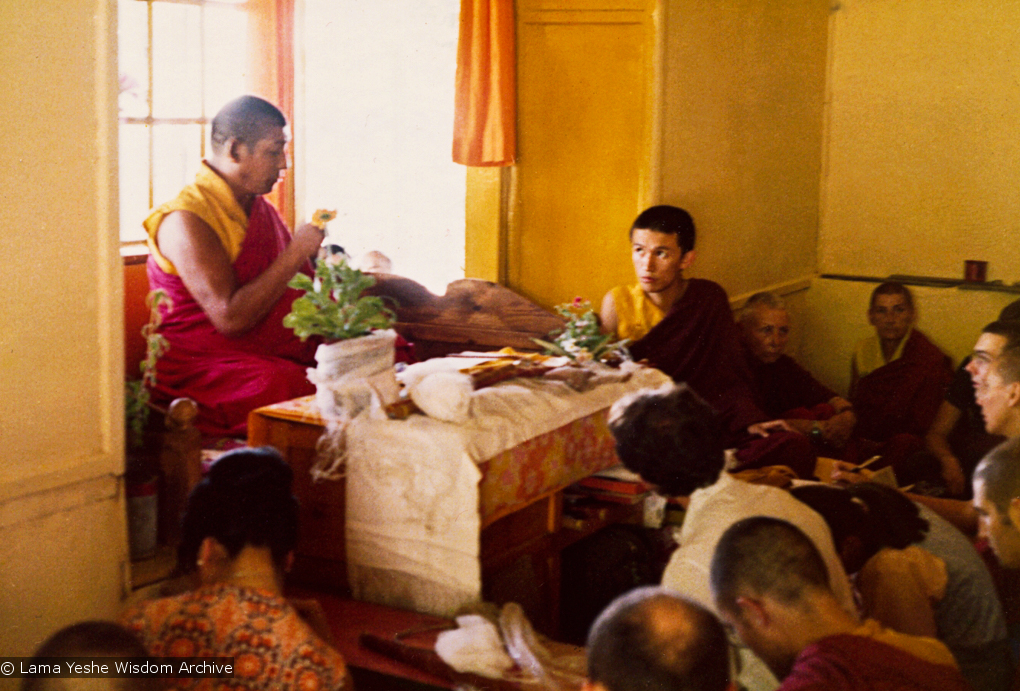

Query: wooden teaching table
[248,380,652,636]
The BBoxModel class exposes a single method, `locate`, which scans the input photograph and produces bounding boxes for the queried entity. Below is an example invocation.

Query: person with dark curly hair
[121,446,350,691]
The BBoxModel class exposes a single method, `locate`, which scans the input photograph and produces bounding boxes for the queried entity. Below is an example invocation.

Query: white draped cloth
[344,360,670,615]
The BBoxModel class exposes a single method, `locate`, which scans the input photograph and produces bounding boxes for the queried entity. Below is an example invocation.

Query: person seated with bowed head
[145,95,328,437]
[709,517,971,691]
[121,446,351,691]
[600,205,814,477]
[844,282,953,480]
[790,483,1011,691]
[584,586,731,691]
[22,621,160,691]
[974,437,1020,570]
[737,292,856,452]
[607,383,854,691]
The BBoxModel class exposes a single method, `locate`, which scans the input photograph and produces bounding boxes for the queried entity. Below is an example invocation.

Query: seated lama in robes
[601,205,814,476]
[845,282,953,477]
[144,96,324,437]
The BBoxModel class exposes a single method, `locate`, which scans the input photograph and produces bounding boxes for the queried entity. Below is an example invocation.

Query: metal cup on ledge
[964,260,988,283]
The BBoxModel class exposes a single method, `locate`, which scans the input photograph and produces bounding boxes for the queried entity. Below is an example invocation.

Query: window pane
[204,4,248,116]
[152,124,203,208]
[118,0,149,119]
[152,2,202,118]
[120,123,151,243]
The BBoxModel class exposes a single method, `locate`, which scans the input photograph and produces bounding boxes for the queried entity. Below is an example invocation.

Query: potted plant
[125,289,171,560]
[284,246,398,419]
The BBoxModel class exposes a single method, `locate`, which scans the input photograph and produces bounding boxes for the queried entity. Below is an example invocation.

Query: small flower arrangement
[533,297,627,363]
[284,253,396,342]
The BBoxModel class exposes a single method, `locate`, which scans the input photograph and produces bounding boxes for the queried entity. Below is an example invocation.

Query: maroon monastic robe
[628,279,815,476]
[147,197,318,437]
[743,346,838,420]
[852,329,953,442]
[780,634,971,691]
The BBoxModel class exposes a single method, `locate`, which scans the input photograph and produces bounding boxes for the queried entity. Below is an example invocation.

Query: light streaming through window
[118,0,248,243]
[301,0,466,294]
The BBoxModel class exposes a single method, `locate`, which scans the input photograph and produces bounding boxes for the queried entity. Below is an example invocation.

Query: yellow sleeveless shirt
[610,284,665,341]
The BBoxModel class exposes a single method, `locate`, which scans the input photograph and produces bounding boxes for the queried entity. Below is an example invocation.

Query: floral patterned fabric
[479,411,618,522]
[122,584,348,691]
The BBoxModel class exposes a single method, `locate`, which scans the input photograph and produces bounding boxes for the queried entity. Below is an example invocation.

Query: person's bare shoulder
[601,289,619,337]
[156,210,225,265]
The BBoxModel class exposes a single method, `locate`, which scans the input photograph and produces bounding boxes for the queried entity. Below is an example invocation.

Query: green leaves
[126,289,172,450]
[284,256,397,342]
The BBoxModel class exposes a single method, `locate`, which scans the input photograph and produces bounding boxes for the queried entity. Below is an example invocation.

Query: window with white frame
[118,0,249,243]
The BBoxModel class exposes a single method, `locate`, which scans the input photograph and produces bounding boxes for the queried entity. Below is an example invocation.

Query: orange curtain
[453,0,517,167]
[249,0,296,227]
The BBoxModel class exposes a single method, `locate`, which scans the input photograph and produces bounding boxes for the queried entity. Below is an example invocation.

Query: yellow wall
[820,0,1020,282]
[509,0,659,310]
[0,0,127,665]
[797,0,1020,396]
[661,0,829,298]
[497,0,830,309]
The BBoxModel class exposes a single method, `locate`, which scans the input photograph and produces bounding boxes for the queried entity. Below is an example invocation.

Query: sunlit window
[118,0,248,243]
[302,0,466,294]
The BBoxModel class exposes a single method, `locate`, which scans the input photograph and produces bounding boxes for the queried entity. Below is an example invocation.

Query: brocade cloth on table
[344,362,671,616]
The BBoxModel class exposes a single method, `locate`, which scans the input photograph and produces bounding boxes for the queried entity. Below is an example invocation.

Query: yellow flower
[311,208,337,229]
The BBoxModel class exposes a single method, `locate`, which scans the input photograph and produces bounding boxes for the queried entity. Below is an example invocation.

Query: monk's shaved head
[710,517,829,614]
[869,281,914,312]
[210,95,287,153]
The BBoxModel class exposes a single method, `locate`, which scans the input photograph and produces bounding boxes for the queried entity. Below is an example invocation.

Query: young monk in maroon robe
[845,283,953,478]
[600,205,815,477]
[144,96,325,437]
[711,517,971,691]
